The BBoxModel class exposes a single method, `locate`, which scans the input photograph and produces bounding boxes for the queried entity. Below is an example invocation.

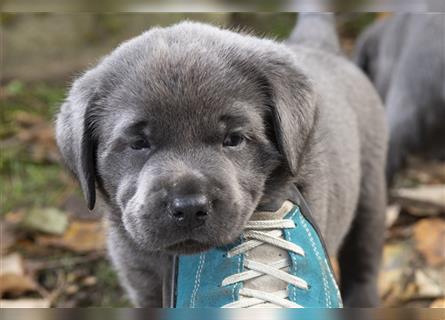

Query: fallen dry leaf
[398,281,418,303]
[14,111,45,128]
[65,284,79,295]
[0,253,37,296]
[430,298,445,308]
[0,222,16,254]
[0,298,50,308]
[0,274,37,296]
[380,247,444,305]
[392,185,445,213]
[4,211,25,225]
[13,111,60,163]
[22,208,69,235]
[81,276,97,287]
[37,220,105,253]
[1,253,25,275]
[386,204,401,227]
[379,241,415,303]
[414,269,444,298]
[413,218,445,267]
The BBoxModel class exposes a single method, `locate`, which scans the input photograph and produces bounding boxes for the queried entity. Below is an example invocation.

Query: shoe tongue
[243,200,295,298]
[251,200,294,221]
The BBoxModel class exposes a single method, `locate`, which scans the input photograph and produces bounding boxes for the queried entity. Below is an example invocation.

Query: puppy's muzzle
[168,194,210,229]
[166,174,213,229]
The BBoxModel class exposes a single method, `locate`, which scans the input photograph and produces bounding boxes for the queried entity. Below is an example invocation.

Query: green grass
[1,81,65,138]
[0,162,71,214]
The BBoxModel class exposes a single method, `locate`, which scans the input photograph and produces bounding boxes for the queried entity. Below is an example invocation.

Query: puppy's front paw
[342,282,380,307]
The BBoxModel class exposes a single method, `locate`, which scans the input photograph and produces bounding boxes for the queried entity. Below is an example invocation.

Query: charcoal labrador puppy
[354,13,445,184]
[56,15,387,307]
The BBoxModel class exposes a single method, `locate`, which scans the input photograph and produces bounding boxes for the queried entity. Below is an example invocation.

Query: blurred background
[0,13,444,308]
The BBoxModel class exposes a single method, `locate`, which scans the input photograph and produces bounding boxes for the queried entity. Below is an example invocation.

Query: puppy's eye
[130,138,150,150]
[223,133,245,148]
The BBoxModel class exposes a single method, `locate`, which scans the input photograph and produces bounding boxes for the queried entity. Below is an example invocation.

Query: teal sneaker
[171,193,343,308]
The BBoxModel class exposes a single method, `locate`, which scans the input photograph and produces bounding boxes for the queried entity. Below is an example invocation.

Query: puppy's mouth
[164,239,213,254]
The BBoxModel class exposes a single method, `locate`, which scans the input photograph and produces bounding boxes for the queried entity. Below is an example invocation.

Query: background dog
[56,14,387,307]
[354,13,445,185]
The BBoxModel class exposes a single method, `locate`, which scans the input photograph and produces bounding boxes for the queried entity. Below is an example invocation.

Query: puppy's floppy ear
[79,111,97,210]
[56,69,100,210]
[240,48,316,176]
[263,57,315,176]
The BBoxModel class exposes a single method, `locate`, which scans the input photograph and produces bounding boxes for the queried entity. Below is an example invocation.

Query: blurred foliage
[228,13,296,39]
[337,13,378,38]
[0,13,18,27]
[224,0,292,11]
[2,13,379,84]
[1,81,64,131]
[0,81,75,215]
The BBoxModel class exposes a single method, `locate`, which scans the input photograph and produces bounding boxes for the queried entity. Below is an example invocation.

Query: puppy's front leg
[107,225,170,307]
[338,163,386,307]
[118,262,163,307]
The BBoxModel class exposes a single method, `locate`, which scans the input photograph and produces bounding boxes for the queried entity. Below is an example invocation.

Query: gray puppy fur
[354,13,445,184]
[56,15,387,307]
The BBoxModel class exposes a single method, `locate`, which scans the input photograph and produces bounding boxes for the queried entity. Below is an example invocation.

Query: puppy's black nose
[169,194,210,228]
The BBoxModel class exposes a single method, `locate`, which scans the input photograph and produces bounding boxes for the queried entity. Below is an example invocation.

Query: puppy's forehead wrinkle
[97,22,282,108]
[88,23,298,151]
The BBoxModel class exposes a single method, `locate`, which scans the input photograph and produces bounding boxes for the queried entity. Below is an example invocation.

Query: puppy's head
[56,22,315,254]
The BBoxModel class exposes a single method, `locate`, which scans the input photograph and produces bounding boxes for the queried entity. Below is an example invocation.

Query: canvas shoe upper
[172,195,342,308]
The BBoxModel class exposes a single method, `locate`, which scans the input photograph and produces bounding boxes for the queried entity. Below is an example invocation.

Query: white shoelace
[221,219,308,308]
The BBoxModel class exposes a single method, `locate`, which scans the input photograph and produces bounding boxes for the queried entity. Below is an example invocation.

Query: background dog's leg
[338,161,386,307]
